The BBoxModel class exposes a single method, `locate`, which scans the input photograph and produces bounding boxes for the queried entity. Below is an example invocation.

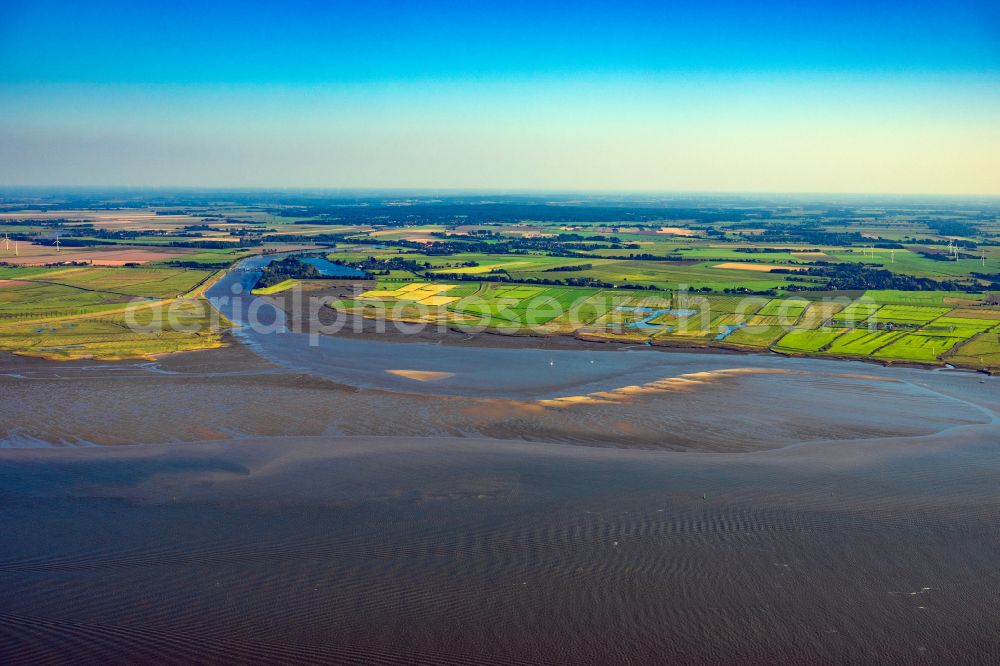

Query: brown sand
[386,369,455,381]
[0,246,190,266]
[1,333,991,452]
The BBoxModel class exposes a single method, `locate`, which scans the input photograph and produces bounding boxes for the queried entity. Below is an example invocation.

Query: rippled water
[2,432,1000,664]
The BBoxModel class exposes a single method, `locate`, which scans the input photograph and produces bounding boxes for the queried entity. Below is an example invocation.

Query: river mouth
[0,255,994,453]
[4,261,1000,664]
[194,257,997,453]
[206,255,996,402]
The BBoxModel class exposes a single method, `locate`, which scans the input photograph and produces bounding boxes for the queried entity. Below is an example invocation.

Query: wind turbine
[3,233,8,251]
[54,234,60,252]
[890,249,895,264]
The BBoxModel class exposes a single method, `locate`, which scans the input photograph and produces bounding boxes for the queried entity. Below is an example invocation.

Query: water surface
[2,431,999,664]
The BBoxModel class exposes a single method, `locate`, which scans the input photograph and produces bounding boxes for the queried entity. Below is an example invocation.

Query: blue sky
[1,0,998,192]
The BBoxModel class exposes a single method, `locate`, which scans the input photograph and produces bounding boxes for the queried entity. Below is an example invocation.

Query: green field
[0,265,224,359]
[874,334,967,362]
[831,302,880,323]
[871,305,951,325]
[0,280,128,318]
[252,279,300,295]
[8,266,213,299]
[918,317,996,336]
[773,327,846,353]
[862,290,982,306]
[796,302,846,329]
[333,247,818,292]
[946,330,1000,369]
[0,297,226,360]
[756,298,809,318]
[343,279,627,330]
[0,266,213,319]
[4,196,1000,370]
[723,325,788,348]
[822,329,906,356]
[158,248,256,267]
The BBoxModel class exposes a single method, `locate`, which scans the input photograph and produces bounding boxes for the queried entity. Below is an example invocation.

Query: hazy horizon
[4,187,1000,202]
[2,1,998,193]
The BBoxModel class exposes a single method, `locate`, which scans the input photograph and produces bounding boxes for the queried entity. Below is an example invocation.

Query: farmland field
[862,290,983,306]
[831,302,881,324]
[0,264,224,358]
[756,298,809,318]
[0,243,194,266]
[918,317,996,339]
[252,279,300,295]
[822,330,906,356]
[60,267,208,297]
[870,305,951,325]
[874,334,967,362]
[773,327,846,353]
[796,302,847,329]
[722,325,788,348]
[946,330,1000,368]
[2,193,999,370]
[0,298,225,360]
[348,280,624,329]
[336,262,1000,367]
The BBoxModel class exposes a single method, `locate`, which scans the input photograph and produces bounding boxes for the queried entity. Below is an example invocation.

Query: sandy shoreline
[2,330,994,451]
[4,270,995,451]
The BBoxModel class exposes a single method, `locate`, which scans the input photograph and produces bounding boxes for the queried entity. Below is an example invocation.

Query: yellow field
[369,228,444,243]
[420,295,459,306]
[437,262,531,275]
[251,279,300,295]
[713,262,804,272]
[360,282,457,306]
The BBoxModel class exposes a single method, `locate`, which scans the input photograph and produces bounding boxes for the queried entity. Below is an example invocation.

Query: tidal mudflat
[0,258,998,664]
[0,339,993,451]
